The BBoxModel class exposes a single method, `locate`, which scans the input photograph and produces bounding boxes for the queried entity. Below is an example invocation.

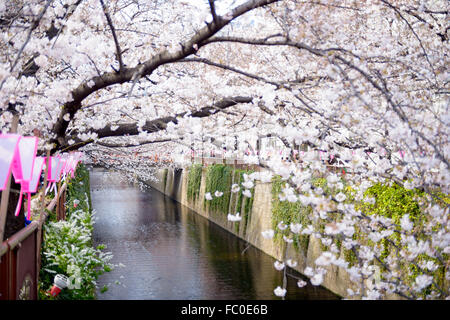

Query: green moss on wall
[270,172,448,297]
[232,169,255,234]
[204,164,234,214]
[162,168,168,192]
[185,161,448,297]
[187,164,202,202]
[186,164,255,235]
[361,182,423,227]
[271,175,311,253]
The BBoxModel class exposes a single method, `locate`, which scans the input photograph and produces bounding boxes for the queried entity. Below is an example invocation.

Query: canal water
[91,168,339,300]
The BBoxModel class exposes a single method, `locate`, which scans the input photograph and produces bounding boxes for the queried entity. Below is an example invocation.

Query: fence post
[0,175,12,243]
[56,180,66,221]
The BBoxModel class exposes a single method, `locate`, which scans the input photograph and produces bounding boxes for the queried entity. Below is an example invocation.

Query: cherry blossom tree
[0,0,448,299]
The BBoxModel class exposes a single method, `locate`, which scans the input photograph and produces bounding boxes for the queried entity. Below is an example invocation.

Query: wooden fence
[0,175,67,300]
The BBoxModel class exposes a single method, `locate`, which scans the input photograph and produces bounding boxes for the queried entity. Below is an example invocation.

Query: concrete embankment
[144,166,353,298]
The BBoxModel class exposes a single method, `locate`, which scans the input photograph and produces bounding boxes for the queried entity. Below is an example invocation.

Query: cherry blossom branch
[17,0,83,78]
[179,57,324,88]
[99,0,125,72]
[380,0,437,83]
[51,0,281,151]
[0,0,53,90]
[333,55,449,169]
[8,0,53,73]
[96,138,174,148]
[59,96,253,151]
[202,35,448,169]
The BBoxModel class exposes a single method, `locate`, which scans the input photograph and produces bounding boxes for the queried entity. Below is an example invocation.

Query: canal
[91,168,339,300]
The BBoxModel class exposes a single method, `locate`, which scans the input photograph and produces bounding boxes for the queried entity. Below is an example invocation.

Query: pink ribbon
[14,188,23,217]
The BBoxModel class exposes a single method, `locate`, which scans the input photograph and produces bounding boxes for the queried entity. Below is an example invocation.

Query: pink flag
[11,136,39,217]
[56,159,66,181]
[70,152,82,177]
[21,156,45,220]
[47,156,61,182]
[46,156,61,196]
[65,153,76,177]
[11,136,38,183]
[0,134,20,190]
[26,156,45,193]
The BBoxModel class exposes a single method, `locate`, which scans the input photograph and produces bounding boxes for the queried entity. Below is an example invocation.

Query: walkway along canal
[91,168,338,300]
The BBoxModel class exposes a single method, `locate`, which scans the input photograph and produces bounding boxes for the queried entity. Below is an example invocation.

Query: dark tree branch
[208,0,218,24]
[96,138,174,148]
[99,0,125,72]
[58,96,253,151]
[8,0,53,73]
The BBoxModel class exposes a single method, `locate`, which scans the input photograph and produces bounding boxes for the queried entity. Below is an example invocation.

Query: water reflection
[91,168,339,300]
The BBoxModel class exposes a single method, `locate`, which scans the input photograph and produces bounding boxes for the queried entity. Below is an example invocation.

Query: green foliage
[354,182,424,265]
[311,177,328,192]
[234,170,244,217]
[45,207,57,223]
[343,245,358,267]
[357,182,446,297]
[204,164,233,214]
[185,164,256,235]
[267,168,448,297]
[66,163,92,219]
[187,164,202,201]
[39,164,114,300]
[232,169,255,233]
[361,182,424,227]
[271,175,310,253]
[311,177,335,251]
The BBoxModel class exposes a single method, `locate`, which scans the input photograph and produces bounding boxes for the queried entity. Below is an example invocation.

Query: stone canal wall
[144,166,354,298]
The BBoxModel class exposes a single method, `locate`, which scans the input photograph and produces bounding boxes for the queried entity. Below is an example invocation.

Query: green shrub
[357,182,446,297]
[39,164,114,300]
[39,209,113,299]
[66,164,92,219]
